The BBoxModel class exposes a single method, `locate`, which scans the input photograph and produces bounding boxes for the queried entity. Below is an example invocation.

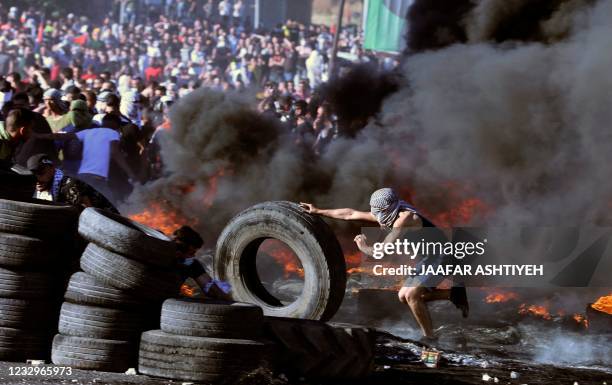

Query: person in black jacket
[26,153,117,213]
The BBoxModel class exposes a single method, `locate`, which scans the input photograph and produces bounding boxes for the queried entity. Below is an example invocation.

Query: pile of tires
[0,198,78,361]
[263,317,376,379]
[215,201,346,321]
[52,208,182,372]
[139,298,272,383]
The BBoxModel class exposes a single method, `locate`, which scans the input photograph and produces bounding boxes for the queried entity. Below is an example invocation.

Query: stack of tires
[0,198,78,361]
[139,298,272,383]
[52,208,182,372]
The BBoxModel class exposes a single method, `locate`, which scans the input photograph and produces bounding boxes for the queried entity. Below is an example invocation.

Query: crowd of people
[0,1,397,208]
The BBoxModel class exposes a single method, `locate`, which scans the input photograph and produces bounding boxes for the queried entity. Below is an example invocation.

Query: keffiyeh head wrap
[369,188,417,228]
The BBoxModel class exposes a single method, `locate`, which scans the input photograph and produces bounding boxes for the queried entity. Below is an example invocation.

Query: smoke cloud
[125,0,612,238]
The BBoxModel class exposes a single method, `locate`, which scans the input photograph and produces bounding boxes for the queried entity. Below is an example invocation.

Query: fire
[180,284,195,297]
[431,197,491,228]
[259,240,304,278]
[484,290,520,303]
[590,294,612,315]
[203,169,226,208]
[129,202,197,235]
[573,313,589,328]
[518,303,552,320]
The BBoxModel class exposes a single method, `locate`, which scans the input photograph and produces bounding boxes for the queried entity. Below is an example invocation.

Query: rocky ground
[0,328,609,385]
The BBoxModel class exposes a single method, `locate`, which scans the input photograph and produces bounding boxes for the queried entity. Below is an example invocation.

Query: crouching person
[26,153,117,213]
[171,225,232,301]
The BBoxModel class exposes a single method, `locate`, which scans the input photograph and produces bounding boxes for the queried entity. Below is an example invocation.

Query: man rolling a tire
[300,187,469,340]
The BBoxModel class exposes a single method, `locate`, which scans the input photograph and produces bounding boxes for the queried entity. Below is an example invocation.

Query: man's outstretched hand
[299,202,318,214]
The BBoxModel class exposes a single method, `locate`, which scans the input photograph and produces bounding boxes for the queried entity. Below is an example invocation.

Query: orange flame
[259,240,304,278]
[129,202,197,235]
[180,284,196,297]
[484,290,520,303]
[573,313,589,328]
[518,303,552,320]
[591,294,612,315]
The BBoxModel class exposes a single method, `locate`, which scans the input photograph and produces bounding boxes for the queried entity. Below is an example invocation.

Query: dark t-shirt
[13,112,58,166]
[178,259,207,280]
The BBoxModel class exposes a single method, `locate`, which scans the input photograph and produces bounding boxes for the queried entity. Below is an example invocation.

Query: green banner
[363,0,411,53]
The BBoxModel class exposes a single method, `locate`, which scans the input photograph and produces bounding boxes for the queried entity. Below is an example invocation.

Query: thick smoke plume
[126,0,612,240]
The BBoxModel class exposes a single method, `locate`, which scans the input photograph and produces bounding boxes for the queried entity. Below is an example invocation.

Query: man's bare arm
[300,203,377,222]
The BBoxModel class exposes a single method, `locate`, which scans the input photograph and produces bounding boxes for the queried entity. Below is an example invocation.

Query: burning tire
[160,298,263,339]
[80,243,181,301]
[64,272,148,309]
[51,334,136,372]
[78,208,176,268]
[58,302,149,341]
[0,198,78,238]
[138,330,271,382]
[0,233,51,267]
[263,317,376,379]
[215,201,346,321]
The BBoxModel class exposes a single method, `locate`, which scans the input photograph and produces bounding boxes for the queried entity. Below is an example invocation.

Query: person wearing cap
[26,153,117,213]
[41,88,70,133]
[34,114,137,204]
[57,100,95,176]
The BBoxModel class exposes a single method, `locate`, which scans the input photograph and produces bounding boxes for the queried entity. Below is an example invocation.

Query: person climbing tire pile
[52,208,182,372]
[0,198,79,361]
[138,298,272,383]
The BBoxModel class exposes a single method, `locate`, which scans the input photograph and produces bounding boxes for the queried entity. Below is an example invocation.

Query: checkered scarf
[369,188,417,228]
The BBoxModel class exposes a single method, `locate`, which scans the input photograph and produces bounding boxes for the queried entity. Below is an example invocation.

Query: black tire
[160,298,263,339]
[263,317,375,379]
[0,198,78,238]
[80,243,181,301]
[0,171,35,201]
[78,208,176,268]
[0,232,52,268]
[58,302,148,341]
[214,201,346,321]
[51,334,136,372]
[138,330,270,382]
[0,298,57,329]
[64,272,151,309]
[0,267,54,299]
[0,327,51,361]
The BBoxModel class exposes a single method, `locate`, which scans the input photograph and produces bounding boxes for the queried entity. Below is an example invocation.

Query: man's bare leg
[398,286,435,338]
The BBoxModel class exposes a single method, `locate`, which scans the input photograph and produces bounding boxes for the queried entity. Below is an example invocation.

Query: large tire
[58,302,148,341]
[0,298,57,329]
[64,272,149,309]
[0,267,54,299]
[78,208,176,268]
[80,243,181,301]
[0,327,51,361]
[138,330,270,382]
[160,298,263,339]
[51,334,136,372]
[0,198,78,238]
[0,232,52,267]
[263,317,375,379]
[214,201,346,321]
